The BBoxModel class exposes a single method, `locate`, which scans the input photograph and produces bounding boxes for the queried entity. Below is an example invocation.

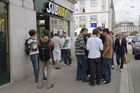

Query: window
[79,24,86,28]
[91,0,97,5]
[76,16,78,21]
[90,15,97,21]
[102,5,106,11]
[102,0,106,4]
[75,9,78,12]
[79,1,85,5]
[102,24,105,29]
[79,16,86,22]
[80,8,85,13]
[91,6,96,12]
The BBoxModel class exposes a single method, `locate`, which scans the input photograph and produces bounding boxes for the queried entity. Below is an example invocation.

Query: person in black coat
[114,33,127,71]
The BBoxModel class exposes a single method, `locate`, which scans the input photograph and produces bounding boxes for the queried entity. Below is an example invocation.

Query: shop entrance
[0,2,10,86]
[37,13,50,38]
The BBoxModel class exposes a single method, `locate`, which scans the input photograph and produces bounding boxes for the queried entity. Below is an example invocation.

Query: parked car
[126,36,135,44]
[132,34,140,59]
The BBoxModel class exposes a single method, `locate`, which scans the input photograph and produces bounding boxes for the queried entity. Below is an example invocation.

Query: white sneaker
[120,69,123,72]
[111,66,115,69]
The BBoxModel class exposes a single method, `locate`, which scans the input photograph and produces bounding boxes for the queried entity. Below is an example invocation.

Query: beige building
[114,22,139,36]
[74,0,115,35]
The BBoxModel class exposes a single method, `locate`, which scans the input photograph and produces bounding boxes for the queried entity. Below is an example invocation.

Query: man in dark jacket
[114,33,128,72]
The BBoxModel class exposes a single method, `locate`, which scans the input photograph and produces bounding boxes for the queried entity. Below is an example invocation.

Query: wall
[9,0,36,83]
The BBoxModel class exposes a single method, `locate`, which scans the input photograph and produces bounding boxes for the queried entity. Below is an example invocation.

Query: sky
[113,0,140,25]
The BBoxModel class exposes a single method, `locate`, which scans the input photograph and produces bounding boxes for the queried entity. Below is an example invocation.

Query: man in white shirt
[86,29,103,86]
[61,32,72,66]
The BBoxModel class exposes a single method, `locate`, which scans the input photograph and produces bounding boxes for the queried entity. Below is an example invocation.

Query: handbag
[124,53,130,64]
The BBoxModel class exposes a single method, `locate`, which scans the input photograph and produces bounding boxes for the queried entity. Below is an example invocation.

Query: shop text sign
[45,2,68,18]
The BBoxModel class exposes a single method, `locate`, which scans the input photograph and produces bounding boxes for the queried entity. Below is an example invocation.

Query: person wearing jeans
[114,33,127,71]
[75,28,88,82]
[102,28,112,84]
[27,30,39,83]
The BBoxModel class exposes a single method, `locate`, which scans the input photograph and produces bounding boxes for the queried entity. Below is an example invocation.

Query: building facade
[73,0,115,35]
[114,21,139,36]
[0,0,76,87]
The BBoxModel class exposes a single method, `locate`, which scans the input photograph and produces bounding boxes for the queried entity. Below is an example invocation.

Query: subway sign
[45,2,68,18]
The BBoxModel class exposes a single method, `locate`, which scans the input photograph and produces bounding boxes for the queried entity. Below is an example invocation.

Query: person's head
[44,30,50,39]
[29,29,37,37]
[84,33,90,40]
[110,31,113,37]
[63,31,67,38]
[97,27,103,34]
[118,33,122,39]
[92,28,99,36]
[103,28,110,37]
[80,28,88,36]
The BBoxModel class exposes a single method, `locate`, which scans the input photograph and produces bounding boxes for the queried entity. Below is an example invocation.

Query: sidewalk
[0,61,126,93]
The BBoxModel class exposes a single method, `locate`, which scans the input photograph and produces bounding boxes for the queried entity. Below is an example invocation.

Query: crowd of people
[25,27,128,89]
[25,30,72,89]
[75,27,128,86]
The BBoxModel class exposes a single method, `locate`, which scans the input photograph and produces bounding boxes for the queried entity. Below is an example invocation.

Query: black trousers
[89,58,101,84]
[61,49,72,65]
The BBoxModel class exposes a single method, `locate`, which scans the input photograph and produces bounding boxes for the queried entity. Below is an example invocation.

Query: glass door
[0,2,10,86]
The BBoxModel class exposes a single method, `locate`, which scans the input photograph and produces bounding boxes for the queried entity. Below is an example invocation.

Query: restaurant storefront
[0,0,10,86]
[35,0,72,38]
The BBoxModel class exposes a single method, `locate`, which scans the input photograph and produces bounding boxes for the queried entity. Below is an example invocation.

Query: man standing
[102,28,112,84]
[75,28,88,82]
[86,29,103,86]
[52,32,62,69]
[61,32,72,66]
[114,33,127,72]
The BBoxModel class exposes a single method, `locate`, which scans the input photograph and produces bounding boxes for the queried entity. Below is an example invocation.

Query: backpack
[25,39,30,55]
[39,39,51,62]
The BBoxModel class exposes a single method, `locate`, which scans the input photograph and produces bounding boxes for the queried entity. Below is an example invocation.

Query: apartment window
[90,15,97,21]
[91,0,97,5]
[79,1,85,5]
[91,6,96,12]
[79,16,86,22]
[79,24,86,28]
[102,5,106,11]
[102,24,105,29]
[102,0,106,4]
[76,16,78,21]
[80,8,85,13]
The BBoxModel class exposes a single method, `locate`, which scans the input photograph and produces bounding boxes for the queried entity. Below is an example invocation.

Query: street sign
[91,23,97,28]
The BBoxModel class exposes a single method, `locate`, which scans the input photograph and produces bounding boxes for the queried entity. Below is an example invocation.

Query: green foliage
[130,31,138,36]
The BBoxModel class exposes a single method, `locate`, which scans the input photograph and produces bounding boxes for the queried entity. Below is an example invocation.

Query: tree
[130,31,138,36]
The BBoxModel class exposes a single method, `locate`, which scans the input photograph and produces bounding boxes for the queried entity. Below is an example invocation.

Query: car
[132,34,140,59]
[126,36,135,44]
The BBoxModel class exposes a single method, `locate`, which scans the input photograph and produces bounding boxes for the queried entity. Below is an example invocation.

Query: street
[0,44,139,93]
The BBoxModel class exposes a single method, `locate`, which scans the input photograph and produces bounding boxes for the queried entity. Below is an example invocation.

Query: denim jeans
[30,54,39,82]
[76,55,87,82]
[116,54,125,69]
[103,58,111,83]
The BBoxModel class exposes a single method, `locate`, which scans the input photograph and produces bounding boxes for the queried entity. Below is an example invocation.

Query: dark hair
[92,29,99,35]
[29,29,36,36]
[63,32,67,35]
[84,33,90,38]
[80,28,88,33]
[110,31,114,35]
[103,28,110,34]
[44,30,50,38]
[97,27,103,31]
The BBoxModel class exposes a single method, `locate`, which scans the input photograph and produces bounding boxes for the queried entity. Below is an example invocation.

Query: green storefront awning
[0,0,8,3]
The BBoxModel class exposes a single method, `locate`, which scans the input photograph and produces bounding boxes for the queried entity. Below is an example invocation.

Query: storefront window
[50,17,69,38]
[0,2,10,86]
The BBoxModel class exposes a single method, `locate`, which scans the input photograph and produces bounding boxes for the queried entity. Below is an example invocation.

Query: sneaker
[46,83,54,89]
[120,69,123,72]
[111,66,115,69]
[103,80,109,84]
